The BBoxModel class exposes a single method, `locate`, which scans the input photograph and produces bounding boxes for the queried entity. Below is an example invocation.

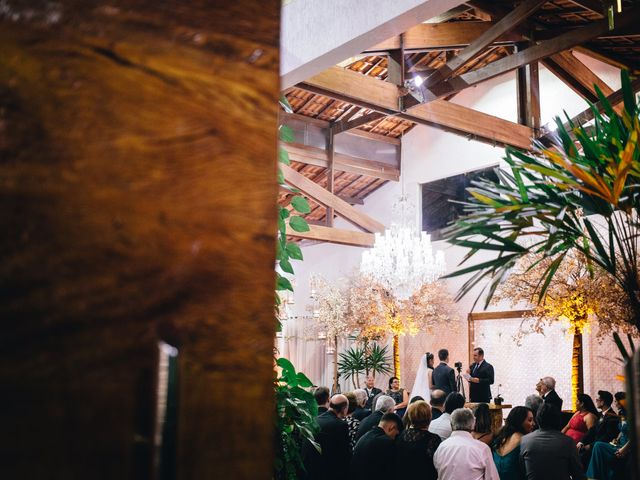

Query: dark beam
[333,111,387,134]
[422,0,547,89]
[326,126,335,226]
[516,44,540,131]
[421,10,639,103]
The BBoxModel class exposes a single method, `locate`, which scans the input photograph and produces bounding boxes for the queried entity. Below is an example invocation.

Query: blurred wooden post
[0,2,279,478]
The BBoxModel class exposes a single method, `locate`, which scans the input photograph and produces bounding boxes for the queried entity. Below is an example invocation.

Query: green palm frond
[444,70,640,326]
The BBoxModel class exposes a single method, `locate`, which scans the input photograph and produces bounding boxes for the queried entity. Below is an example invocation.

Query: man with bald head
[303,393,351,480]
[537,376,563,411]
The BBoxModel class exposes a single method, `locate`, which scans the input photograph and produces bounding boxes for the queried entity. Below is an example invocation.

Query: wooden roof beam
[365,22,523,54]
[541,50,623,115]
[299,66,533,150]
[422,0,547,89]
[281,163,385,233]
[286,224,375,247]
[421,10,639,103]
[282,142,400,181]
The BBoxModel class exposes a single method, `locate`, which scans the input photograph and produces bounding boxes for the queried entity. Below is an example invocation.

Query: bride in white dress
[410,352,434,403]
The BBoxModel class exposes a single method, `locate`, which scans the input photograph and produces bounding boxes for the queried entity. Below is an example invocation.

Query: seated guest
[350,412,403,480]
[472,403,494,446]
[314,386,330,414]
[492,406,534,480]
[344,392,361,450]
[386,376,409,417]
[586,392,629,480]
[429,392,465,441]
[403,395,425,429]
[363,375,382,410]
[433,408,500,480]
[520,403,585,480]
[536,376,563,411]
[562,393,598,443]
[525,394,543,429]
[352,389,371,421]
[302,394,351,480]
[430,389,446,420]
[577,390,619,469]
[395,400,441,479]
[356,395,395,441]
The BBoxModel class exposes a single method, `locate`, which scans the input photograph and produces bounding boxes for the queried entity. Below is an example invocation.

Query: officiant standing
[466,347,494,403]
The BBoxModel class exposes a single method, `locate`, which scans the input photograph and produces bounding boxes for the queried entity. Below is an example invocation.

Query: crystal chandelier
[360,194,446,300]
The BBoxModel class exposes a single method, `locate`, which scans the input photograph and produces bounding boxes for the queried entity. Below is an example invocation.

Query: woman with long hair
[472,403,494,446]
[492,406,535,480]
[562,393,598,443]
[387,376,409,417]
[410,352,434,403]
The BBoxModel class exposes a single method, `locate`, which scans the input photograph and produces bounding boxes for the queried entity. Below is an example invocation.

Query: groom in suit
[467,347,494,403]
[433,349,456,395]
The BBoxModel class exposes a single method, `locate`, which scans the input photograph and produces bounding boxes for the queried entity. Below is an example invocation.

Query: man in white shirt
[428,392,465,440]
[434,408,500,480]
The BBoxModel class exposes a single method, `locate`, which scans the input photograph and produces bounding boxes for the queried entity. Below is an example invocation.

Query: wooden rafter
[422,0,547,89]
[299,66,533,150]
[421,11,639,103]
[541,50,622,114]
[281,163,385,233]
[286,224,375,247]
[282,142,399,181]
[367,22,522,54]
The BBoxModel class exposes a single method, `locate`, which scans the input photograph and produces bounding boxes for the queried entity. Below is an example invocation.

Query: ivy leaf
[279,125,295,142]
[279,148,290,165]
[280,257,294,274]
[289,216,310,232]
[277,217,286,234]
[277,167,285,185]
[280,207,290,219]
[285,242,303,260]
[276,274,293,292]
[291,196,311,214]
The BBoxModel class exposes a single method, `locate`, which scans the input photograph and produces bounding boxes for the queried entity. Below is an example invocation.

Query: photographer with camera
[433,349,456,395]
[464,347,494,403]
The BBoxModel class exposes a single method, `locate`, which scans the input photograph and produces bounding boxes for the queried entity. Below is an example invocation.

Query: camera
[454,361,463,371]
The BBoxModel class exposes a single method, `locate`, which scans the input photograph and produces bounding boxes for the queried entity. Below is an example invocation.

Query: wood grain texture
[0,2,279,478]
[286,224,375,247]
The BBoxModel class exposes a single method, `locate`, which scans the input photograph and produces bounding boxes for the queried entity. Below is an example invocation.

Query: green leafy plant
[337,342,392,388]
[444,71,640,350]
[274,96,317,480]
[273,357,319,479]
[364,343,393,378]
[338,346,366,388]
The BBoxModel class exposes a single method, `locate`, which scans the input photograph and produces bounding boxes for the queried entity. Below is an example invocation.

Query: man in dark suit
[577,390,619,468]
[302,394,351,480]
[350,413,402,480]
[355,395,396,441]
[537,376,563,411]
[520,403,585,480]
[313,386,330,415]
[467,347,494,403]
[363,375,382,410]
[433,349,456,395]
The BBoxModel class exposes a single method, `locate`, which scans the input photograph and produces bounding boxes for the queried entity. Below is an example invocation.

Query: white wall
[283,55,622,395]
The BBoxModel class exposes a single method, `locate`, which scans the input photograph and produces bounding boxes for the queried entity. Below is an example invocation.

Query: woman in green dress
[492,406,535,480]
